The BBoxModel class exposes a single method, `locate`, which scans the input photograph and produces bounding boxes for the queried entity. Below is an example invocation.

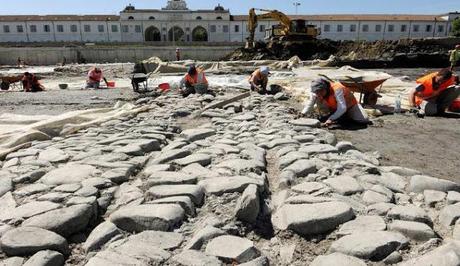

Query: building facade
[0,0,459,44]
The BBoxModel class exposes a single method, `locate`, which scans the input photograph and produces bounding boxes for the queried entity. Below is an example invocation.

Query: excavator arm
[247,8,292,48]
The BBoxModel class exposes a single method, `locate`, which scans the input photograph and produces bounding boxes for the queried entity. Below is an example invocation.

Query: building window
[324,24,330,32]
[350,24,356,32]
[196,16,202,20]
[3,25,10,33]
[135,25,142,33]
[223,25,229,32]
[362,24,369,32]
[413,25,419,32]
[216,16,222,20]
[259,25,265,32]
[337,25,343,32]
[128,16,134,20]
[425,25,432,32]
[122,25,129,33]
[71,25,78,32]
[234,25,240,32]
[438,25,444,32]
[57,25,64,32]
[149,16,155,20]
[30,25,37,32]
[401,25,407,32]
[111,25,119,32]
[98,25,105,32]
[84,25,91,32]
[388,25,394,32]
[375,25,382,32]
[210,25,216,33]
[44,25,51,32]
[17,25,24,33]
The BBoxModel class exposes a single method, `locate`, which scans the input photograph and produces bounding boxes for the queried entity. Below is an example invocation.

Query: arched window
[168,26,185,42]
[145,26,161,42]
[196,16,202,20]
[149,16,155,20]
[216,16,223,20]
[128,16,134,20]
[192,26,208,42]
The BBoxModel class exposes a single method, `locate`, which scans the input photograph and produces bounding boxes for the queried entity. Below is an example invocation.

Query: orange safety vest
[321,82,358,112]
[185,71,207,85]
[249,69,267,85]
[415,72,456,105]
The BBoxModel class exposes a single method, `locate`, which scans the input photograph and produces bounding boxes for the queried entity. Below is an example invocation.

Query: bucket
[107,81,115,88]
[449,98,460,112]
[58,84,68,90]
[158,83,170,92]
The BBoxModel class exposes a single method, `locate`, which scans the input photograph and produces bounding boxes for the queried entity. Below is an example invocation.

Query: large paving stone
[0,227,69,256]
[205,235,258,263]
[199,176,265,195]
[109,204,184,232]
[424,190,446,206]
[362,190,393,204]
[181,129,216,142]
[0,176,13,197]
[310,252,366,266]
[215,159,264,174]
[127,231,183,250]
[447,191,460,204]
[439,203,460,227]
[83,221,122,253]
[272,202,355,235]
[38,148,70,163]
[23,250,64,266]
[329,231,409,261]
[172,250,222,266]
[146,172,197,187]
[289,118,320,128]
[147,185,204,205]
[175,154,212,167]
[408,175,460,193]
[0,192,16,218]
[150,148,192,164]
[40,164,97,185]
[387,205,432,226]
[399,241,460,266]
[299,144,338,155]
[185,226,226,250]
[291,182,329,195]
[388,220,436,241]
[337,215,386,236]
[1,201,61,221]
[22,204,93,237]
[0,257,25,266]
[324,176,363,195]
[284,159,317,177]
[377,172,407,193]
[235,184,260,224]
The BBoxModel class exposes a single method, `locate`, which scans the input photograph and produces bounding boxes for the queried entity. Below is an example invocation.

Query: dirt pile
[224,38,460,68]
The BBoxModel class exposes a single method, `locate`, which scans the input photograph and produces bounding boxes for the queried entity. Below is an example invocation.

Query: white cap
[260,66,270,75]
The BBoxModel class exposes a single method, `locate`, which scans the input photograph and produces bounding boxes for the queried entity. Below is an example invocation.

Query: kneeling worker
[22,72,45,92]
[408,68,460,116]
[86,67,108,89]
[249,66,269,94]
[179,65,208,97]
[301,78,369,126]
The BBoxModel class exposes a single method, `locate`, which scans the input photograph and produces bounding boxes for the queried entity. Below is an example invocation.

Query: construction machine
[247,8,320,48]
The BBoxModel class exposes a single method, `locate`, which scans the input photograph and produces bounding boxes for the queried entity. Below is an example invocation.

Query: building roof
[0,15,120,22]
[121,9,229,14]
[231,14,447,22]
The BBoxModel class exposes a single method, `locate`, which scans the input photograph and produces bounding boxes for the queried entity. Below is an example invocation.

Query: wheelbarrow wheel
[1,81,10,91]
[363,91,380,106]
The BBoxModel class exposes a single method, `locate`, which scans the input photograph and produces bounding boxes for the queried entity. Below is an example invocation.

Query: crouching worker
[22,72,45,92]
[86,67,108,89]
[301,78,369,127]
[408,68,460,116]
[179,65,209,97]
[249,66,269,94]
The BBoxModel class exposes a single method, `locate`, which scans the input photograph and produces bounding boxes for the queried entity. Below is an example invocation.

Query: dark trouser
[181,83,195,97]
[251,81,268,95]
[420,86,460,116]
[181,82,210,97]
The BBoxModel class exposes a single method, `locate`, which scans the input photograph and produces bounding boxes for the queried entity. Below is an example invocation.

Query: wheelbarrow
[0,75,22,91]
[319,74,389,106]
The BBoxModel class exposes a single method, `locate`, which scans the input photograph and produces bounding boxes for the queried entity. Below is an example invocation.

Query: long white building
[0,0,459,43]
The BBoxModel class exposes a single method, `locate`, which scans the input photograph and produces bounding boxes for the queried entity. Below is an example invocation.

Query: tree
[451,18,460,37]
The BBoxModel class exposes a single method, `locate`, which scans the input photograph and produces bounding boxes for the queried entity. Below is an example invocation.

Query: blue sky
[0,0,459,15]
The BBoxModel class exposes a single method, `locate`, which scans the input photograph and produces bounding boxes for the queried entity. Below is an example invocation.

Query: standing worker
[179,65,209,97]
[176,48,181,61]
[300,78,369,126]
[249,66,270,94]
[450,44,460,71]
[86,67,108,89]
[408,68,460,116]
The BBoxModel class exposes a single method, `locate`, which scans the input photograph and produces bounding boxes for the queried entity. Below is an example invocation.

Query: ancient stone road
[0,91,460,265]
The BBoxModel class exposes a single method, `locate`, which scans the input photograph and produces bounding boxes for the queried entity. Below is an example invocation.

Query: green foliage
[452,18,460,37]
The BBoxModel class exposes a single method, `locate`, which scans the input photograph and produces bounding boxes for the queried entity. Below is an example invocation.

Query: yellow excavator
[247,8,320,48]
